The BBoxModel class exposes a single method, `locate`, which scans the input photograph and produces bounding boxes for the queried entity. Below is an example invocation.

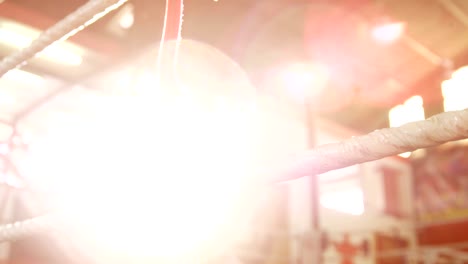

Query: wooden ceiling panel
[434,32,468,60]
[382,0,466,59]
[359,38,422,79]
[451,0,468,12]
[0,0,467,135]
[383,0,445,36]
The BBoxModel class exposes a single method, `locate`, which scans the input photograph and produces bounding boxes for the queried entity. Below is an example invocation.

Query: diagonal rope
[274,108,468,182]
[0,0,187,244]
[1,109,468,242]
[0,0,127,78]
[0,0,465,250]
[0,213,58,243]
[0,0,130,244]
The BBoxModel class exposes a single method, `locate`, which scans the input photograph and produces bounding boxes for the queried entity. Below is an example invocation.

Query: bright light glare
[389,95,424,158]
[0,69,44,106]
[442,66,468,112]
[399,152,411,158]
[0,90,15,106]
[372,22,405,44]
[280,62,329,101]
[41,44,83,66]
[2,69,44,85]
[0,22,83,66]
[20,75,259,259]
[320,187,365,215]
[388,95,424,128]
[118,4,135,29]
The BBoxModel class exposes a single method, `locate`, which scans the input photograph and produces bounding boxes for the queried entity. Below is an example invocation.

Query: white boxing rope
[0,0,130,244]
[0,0,465,250]
[0,0,127,77]
[0,214,58,243]
[273,108,468,182]
[1,108,468,242]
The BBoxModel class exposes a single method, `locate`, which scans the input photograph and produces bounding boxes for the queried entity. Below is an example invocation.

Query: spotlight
[279,62,329,102]
[371,22,405,44]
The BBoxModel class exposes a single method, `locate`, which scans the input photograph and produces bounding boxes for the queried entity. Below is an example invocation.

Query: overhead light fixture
[105,3,135,37]
[398,152,412,158]
[118,4,134,29]
[320,186,365,215]
[388,95,425,157]
[0,69,44,106]
[279,62,329,102]
[2,69,44,85]
[441,66,468,112]
[372,22,405,45]
[389,95,424,128]
[2,69,44,84]
[0,20,83,66]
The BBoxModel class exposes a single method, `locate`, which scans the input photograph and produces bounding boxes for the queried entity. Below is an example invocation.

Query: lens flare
[19,40,264,261]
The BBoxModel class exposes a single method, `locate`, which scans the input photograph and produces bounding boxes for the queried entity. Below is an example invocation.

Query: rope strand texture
[275,108,468,182]
[0,0,129,244]
[0,0,127,77]
[2,110,468,242]
[0,214,57,243]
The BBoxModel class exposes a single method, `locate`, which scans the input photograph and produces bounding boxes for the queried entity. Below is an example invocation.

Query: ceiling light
[0,20,83,66]
[0,90,15,106]
[389,95,424,158]
[442,66,468,112]
[398,152,411,158]
[105,3,135,36]
[2,69,44,85]
[279,62,329,102]
[388,95,424,128]
[320,187,365,215]
[40,44,83,66]
[118,4,134,29]
[372,22,405,44]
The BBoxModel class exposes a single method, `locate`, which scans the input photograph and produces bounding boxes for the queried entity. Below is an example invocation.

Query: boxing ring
[0,0,467,262]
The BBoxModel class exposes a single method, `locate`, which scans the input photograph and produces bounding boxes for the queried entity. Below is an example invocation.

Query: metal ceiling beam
[438,0,468,28]
[402,36,444,65]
